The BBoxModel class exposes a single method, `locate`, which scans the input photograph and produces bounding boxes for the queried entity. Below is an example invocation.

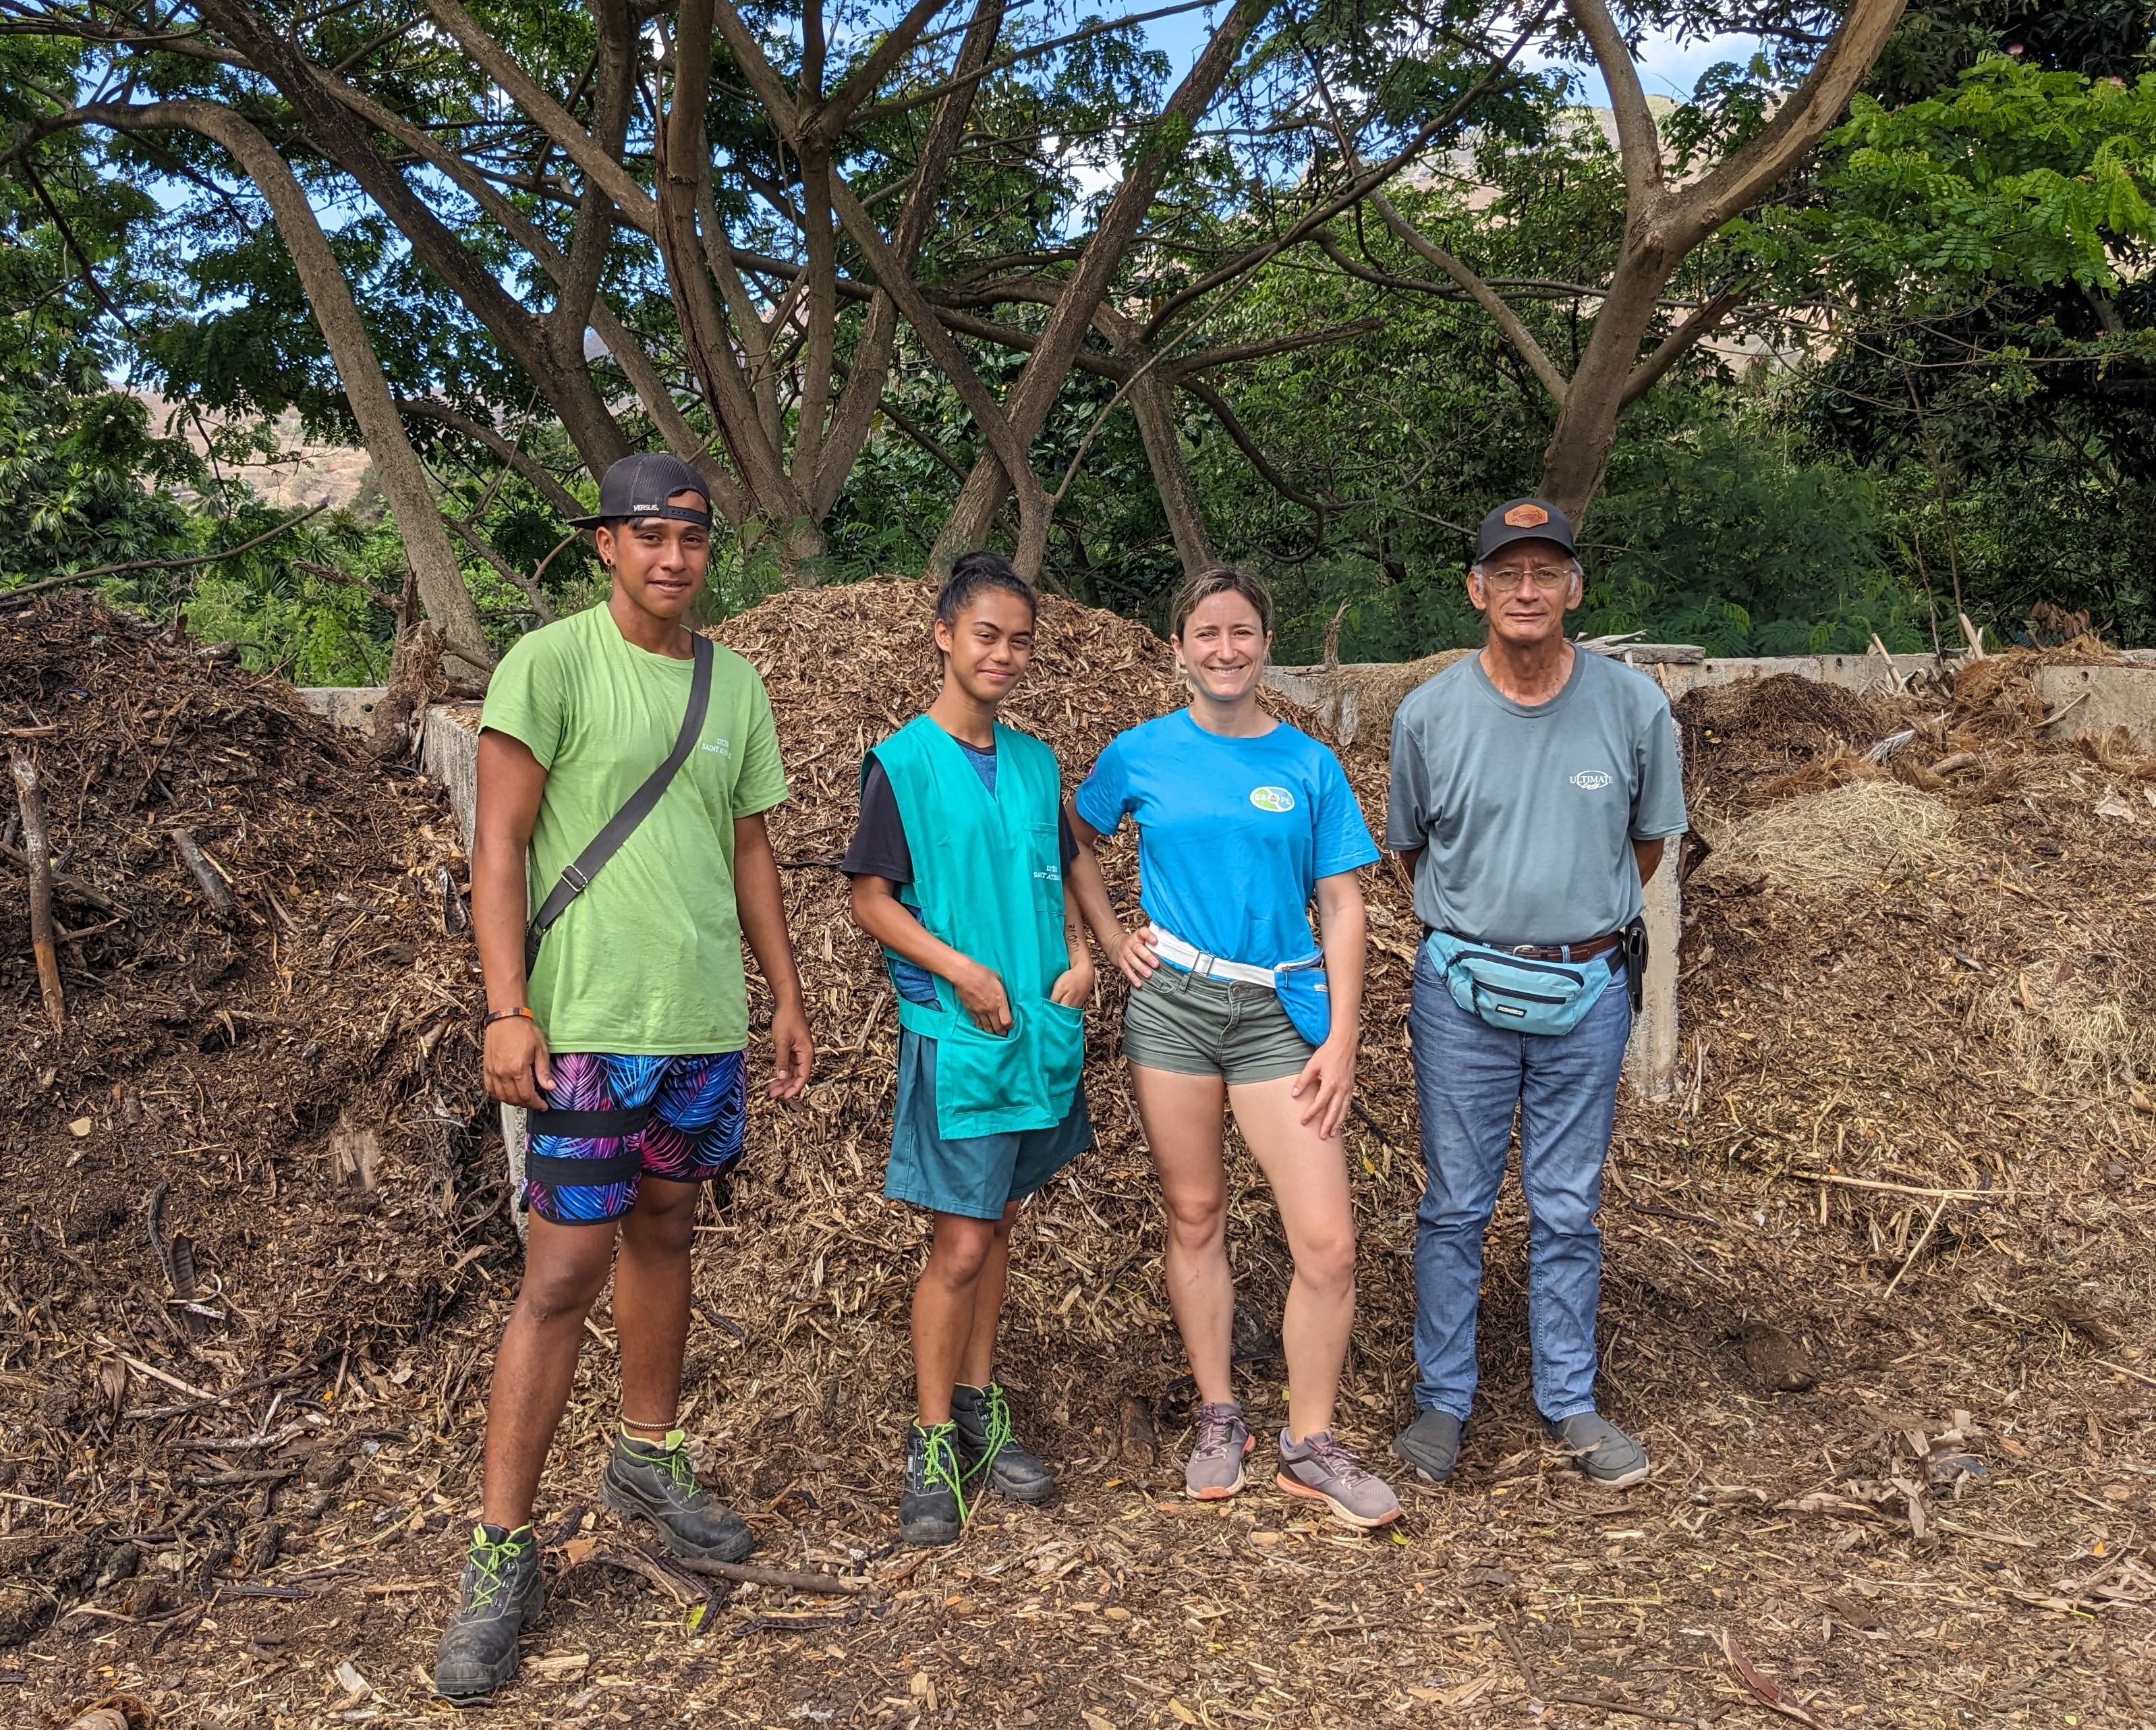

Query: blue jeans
[1407,947,1632,1423]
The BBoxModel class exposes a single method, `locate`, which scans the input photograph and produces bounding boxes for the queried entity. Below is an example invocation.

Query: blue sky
[1141,2,1764,109]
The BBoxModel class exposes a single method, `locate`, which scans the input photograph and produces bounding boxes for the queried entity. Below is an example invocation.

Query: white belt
[1145,926,1280,990]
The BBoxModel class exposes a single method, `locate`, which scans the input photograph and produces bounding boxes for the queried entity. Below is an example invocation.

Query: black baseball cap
[569,452,712,530]
[1475,498,1576,562]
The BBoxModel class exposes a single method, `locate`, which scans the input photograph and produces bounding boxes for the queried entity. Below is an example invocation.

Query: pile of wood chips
[0,594,500,1649]
[7,584,2154,1730]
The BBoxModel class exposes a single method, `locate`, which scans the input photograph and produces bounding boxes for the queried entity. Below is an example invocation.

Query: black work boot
[900,1420,967,1547]
[952,1382,1055,1503]
[600,1428,756,1562]
[432,1522,544,1700]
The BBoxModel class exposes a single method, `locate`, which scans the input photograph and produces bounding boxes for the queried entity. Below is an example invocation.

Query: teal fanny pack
[1423,929,1614,1038]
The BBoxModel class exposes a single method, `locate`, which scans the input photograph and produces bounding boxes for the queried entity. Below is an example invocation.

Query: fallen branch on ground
[663,1555,876,1595]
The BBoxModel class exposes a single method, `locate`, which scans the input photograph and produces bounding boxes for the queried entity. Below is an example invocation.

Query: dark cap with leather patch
[570,452,712,530]
[1475,497,1575,562]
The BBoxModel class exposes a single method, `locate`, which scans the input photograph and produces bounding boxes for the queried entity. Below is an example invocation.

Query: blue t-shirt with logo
[1075,710,1379,969]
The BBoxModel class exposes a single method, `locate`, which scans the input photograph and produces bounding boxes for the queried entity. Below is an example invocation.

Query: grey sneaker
[1276,1429,1402,1529]
[1545,1413,1650,1487]
[952,1383,1054,1503]
[1185,1401,1253,1501]
[600,1429,756,1561]
[1392,1409,1465,1484]
[432,1522,544,1700]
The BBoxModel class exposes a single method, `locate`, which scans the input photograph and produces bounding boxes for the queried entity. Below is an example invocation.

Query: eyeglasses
[1477,565,1575,594]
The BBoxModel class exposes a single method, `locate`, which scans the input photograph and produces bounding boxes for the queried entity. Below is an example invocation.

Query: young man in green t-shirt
[844,554,1094,1545]
[433,453,814,1700]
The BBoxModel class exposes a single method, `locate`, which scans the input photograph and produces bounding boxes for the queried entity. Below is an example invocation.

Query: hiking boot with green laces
[951,1382,1055,1503]
[900,1420,968,1546]
[600,1428,756,1562]
[432,1522,544,1700]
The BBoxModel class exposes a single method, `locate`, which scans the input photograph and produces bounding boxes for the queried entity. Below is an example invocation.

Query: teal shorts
[886,1028,1092,1220]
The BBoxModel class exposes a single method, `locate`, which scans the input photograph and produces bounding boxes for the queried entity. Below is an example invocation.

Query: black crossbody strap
[525,635,713,970]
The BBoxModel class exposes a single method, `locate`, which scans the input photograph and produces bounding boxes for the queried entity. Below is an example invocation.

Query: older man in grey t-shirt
[1386,498,1686,1492]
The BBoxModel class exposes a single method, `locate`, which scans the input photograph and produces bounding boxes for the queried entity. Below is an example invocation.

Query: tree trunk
[108,101,493,674]
[1094,308,1216,576]
[776,518,828,588]
[1127,366,1216,576]
[1534,241,1679,522]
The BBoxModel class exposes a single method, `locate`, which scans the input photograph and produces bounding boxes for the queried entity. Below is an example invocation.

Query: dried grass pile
[0,592,497,1640]
[1677,671,1906,817]
[1690,779,1964,897]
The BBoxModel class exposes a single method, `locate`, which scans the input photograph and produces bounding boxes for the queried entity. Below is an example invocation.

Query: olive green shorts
[1121,964,1313,1086]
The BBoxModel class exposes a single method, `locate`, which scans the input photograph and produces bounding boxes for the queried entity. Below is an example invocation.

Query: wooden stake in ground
[9,751,64,1032]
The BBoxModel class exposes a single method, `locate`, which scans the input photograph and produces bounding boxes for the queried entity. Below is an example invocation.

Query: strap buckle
[561,862,591,893]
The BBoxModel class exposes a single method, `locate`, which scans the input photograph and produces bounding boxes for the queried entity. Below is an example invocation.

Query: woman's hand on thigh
[1290,1035,1357,1140]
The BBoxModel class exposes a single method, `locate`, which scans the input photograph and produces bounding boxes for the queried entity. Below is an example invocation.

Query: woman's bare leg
[1129,1064,1234,1405]
[1228,1075,1357,1443]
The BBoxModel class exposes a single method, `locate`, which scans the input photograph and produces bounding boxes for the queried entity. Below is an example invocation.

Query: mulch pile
[0,594,500,1663]
[4,586,2153,1730]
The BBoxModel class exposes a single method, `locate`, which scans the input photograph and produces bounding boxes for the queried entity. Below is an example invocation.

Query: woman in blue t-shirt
[1067,566,1399,1529]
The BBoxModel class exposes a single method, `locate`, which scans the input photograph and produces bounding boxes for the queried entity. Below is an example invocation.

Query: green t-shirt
[480,603,788,1055]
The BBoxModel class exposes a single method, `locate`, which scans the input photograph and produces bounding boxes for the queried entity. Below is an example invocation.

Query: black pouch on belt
[1621,916,1649,1013]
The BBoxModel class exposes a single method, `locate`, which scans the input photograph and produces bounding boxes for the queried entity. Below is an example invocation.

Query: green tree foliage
[6,3,2156,672]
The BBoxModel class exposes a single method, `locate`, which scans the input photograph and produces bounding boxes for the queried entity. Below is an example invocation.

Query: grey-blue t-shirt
[1385,648,1687,946]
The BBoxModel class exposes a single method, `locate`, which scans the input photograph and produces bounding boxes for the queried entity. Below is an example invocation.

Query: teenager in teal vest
[844,554,1094,1545]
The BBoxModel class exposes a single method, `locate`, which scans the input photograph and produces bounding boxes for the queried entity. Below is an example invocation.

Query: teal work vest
[869,715,1085,1140]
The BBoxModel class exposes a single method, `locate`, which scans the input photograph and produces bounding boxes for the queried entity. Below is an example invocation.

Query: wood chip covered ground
[2,588,2151,1730]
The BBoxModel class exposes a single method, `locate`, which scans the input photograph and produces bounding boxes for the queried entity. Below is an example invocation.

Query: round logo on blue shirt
[1249,785,1296,812]
[1570,770,1614,791]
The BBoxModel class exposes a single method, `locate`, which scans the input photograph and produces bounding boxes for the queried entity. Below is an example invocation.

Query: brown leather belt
[1429,929,1624,962]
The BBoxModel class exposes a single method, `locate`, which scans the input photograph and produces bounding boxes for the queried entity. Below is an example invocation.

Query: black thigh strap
[525,1104,654,1140]
[526,1149,646,1186]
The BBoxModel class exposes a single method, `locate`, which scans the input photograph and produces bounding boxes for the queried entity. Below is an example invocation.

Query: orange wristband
[483,1007,535,1029]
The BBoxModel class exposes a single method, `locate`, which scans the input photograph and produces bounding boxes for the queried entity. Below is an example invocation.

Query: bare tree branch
[1681,0,1910,228]
[1139,0,1556,341]
[827,169,1052,568]
[1368,190,1570,403]
[418,0,658,231]
[1179,376,1331,512]
[1619,284,1746,406]
[812,0,956,142]
[1563,0,1664,206]
[443,513,559,622]
[395,397,588,520]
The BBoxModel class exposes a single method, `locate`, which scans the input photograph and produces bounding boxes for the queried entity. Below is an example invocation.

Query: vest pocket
[929,998,1084,1139]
